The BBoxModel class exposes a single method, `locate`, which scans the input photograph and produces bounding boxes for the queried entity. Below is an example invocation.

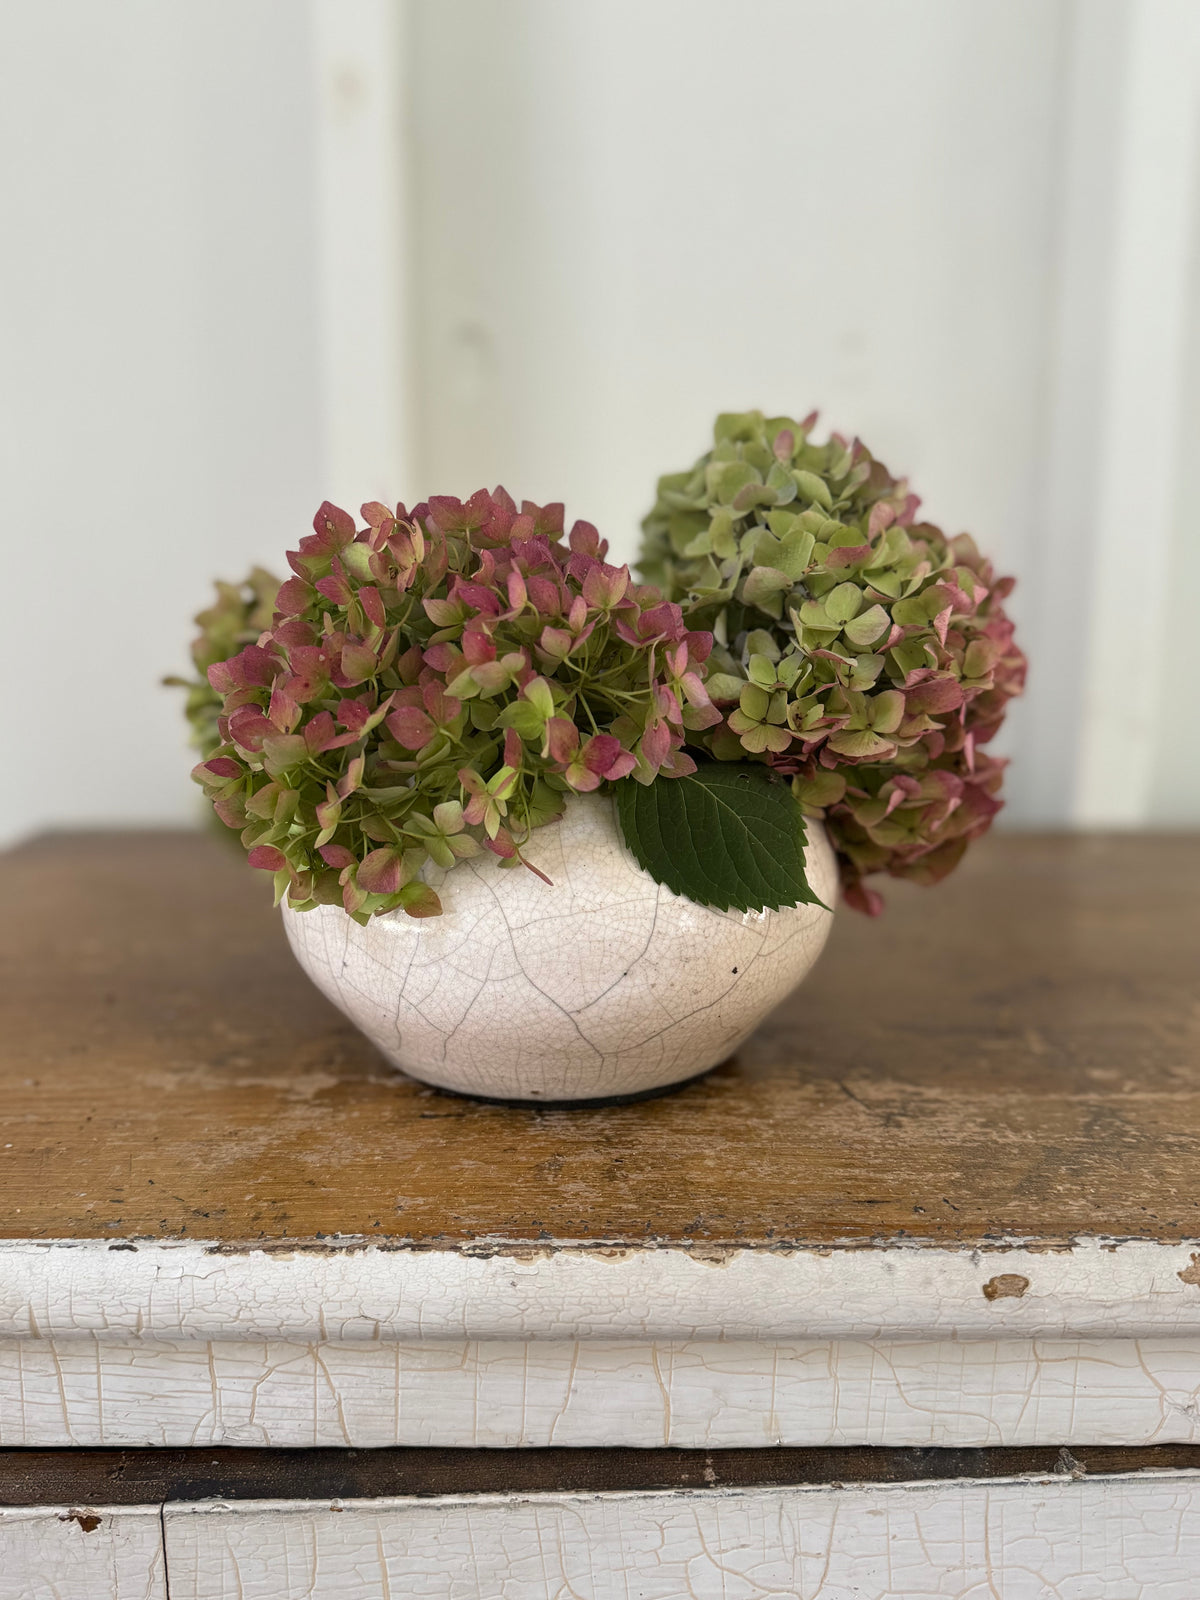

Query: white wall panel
[408,0,1065,587]
[0,1,323,844]
[311,0,413,510]
[1073,0,1200,826]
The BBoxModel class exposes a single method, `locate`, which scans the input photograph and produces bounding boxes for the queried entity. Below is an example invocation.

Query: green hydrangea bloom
[640,411,1026,913]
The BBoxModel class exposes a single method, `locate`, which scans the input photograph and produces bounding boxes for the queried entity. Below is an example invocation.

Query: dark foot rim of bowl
[419,1063,722,1110]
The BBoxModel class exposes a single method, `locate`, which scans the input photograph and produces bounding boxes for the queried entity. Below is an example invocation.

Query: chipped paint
[3,1236,1200,1346]
[0,1504,164,1599]
[982,1273,1031,1300]
[59,1510,102,1534]
[2,1236,1200,1449]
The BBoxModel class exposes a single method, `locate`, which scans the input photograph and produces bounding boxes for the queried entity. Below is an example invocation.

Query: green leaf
[614,761,827,913]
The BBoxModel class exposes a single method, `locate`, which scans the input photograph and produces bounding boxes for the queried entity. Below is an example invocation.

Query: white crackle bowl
[282,792,837,1104]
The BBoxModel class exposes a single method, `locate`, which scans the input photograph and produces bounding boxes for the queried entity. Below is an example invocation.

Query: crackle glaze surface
[282,794,837,1101]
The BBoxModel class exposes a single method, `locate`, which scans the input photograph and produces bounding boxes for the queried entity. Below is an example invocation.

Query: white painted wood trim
[4,1238,1196,1448]
[1074,0,1200,824]
[162,1477,1200,1599]
[4,1331,1199,1449]
[309,0,413,509]
[0,1505,165,1600]
[2,1237,1199,1344]
[1019,0,1127,823]
[4,1236,1199,1449]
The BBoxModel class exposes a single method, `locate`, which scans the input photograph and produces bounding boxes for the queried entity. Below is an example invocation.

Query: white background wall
[1,0,324,838]
[2,0,1197,843]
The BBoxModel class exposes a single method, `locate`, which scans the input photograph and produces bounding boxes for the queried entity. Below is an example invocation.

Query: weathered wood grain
[2,1443,1198,1506]
[162,1478,1200,1599]
[1,830,1197,1245]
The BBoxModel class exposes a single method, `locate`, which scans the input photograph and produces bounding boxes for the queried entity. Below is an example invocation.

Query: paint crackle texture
[283,794,838,1099]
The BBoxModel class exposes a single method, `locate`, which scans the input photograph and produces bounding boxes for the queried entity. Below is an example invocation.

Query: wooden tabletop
[1,828,1197,1248]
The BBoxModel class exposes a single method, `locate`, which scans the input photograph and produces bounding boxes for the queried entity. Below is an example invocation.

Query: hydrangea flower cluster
[640,411,1026,913]
[165,567,281,757]
[194,490,718,921]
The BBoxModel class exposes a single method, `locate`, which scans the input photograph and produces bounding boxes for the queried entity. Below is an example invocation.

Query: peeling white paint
[2,1238,1200,1448]
[2,1237,1199,1344]
[3,1237,1198,1448]
[7,1479,1200,1597]
[5,1331,1200,1450]
[163,1476,1200,1599]
[0,1505,165,1600]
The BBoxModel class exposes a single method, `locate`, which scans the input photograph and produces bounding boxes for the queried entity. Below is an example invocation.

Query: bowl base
[410,1062,722,1110]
